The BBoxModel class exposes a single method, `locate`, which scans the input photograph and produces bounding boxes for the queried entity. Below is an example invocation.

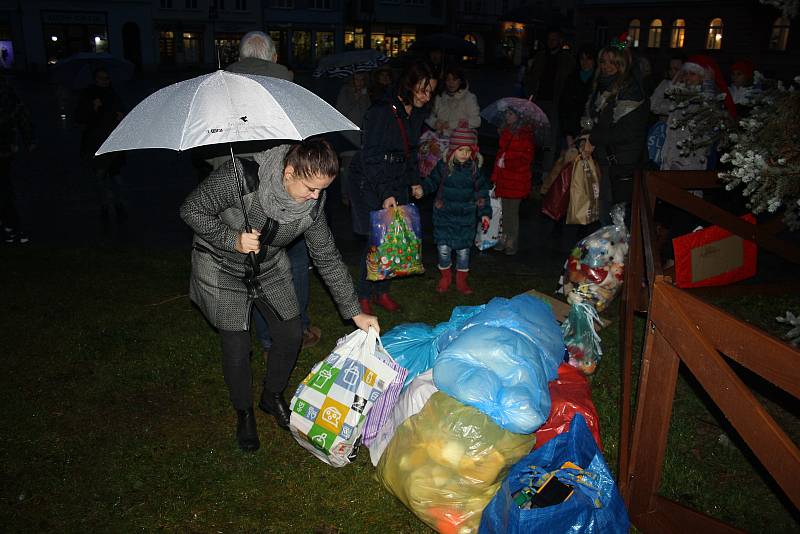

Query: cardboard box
[672,214,757,288]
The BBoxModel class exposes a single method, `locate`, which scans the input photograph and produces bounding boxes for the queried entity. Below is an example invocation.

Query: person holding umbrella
[347,60,437,314]
[180,138,380,452]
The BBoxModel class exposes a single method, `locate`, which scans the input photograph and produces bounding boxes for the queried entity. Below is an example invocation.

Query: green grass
[0,246,797,532]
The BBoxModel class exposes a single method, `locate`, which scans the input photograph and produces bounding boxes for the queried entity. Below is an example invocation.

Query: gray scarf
[253,144,316,223]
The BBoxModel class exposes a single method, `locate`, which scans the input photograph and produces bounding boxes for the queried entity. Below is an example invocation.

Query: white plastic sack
[290,328,398,467]
[367,369,438,466]
[475,186,503,250]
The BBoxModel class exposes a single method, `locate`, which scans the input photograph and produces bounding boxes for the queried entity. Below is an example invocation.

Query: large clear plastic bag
[433,294,565,434]
[558,204,629,312]
[376,392,536,534]
[561,302,603,376]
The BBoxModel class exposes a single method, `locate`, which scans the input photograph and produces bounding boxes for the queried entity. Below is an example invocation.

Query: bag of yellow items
[376,392,536,534]
[290,328,399,467]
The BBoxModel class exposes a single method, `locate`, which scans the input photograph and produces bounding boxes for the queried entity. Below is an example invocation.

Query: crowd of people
[0,29,763,452]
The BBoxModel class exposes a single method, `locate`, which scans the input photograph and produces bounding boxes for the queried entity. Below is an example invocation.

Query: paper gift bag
[565,156,600,226]
[290,328,398,467]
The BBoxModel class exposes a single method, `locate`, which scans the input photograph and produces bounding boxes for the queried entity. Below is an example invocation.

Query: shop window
[268,30,288,62]
[159,31,175,64]
[769,16,790,50]
[706,18,723,50]
[670,19,685,48]
[400,32,415,54]
[370,33,386,55]
[647,19,662,48]
[628,19,641,48]
[183,32,203,63]
[292,31,311,67]
[344,26,365,49]
[316,31,334,57]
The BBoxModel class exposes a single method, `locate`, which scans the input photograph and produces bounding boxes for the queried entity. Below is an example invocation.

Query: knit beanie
[447,125,479,161]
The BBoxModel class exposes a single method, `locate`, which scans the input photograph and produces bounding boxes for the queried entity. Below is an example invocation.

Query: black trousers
[219,300,302,410]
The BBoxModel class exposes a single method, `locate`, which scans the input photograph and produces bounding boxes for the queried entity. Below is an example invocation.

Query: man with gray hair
[227,31,293,81]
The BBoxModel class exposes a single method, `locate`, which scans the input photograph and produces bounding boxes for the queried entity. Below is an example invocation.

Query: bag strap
[390,103,411,158]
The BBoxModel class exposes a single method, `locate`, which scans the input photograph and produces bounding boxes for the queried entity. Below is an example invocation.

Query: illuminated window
[670,19,685,48]
[159,31,175,63]
[292,30,311,66]
[183,32,203,63]
[344,27,365,49]
[316,31,334,57]
[628,19,641,48]
[769,16,790,50]
[706,18,723,50]
[648,19,662,48]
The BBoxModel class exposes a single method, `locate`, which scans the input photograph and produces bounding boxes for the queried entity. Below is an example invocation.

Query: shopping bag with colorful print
[366,204,425,281]
[290,328,399,467]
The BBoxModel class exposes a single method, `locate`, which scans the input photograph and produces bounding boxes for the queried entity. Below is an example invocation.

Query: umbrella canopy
[409,34,480,57]
[51,52,135,89]
[481,97,550,130]
[97,70,359,155]
[313,49,389,78]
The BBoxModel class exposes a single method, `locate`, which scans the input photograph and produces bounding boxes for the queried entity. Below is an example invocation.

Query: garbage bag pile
[558,204,629,312]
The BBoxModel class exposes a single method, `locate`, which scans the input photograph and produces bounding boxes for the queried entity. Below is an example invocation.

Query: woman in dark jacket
[583,45,649,224]
[348,61,437,314]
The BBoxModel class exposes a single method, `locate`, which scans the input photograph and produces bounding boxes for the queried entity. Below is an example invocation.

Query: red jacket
[491,126,535,199]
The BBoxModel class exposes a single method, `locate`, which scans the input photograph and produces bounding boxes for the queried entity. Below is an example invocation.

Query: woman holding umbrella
[180,138,379,452]
[348,60,437,314]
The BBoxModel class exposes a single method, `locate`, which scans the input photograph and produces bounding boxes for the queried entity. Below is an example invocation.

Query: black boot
[235,407,260,452]
[258,391,291,431]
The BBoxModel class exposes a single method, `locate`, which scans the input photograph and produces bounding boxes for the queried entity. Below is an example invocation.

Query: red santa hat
[683,54,737,118]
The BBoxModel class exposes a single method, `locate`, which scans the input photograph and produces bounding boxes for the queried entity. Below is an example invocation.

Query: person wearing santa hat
[411,125,492,294]
[660,54,736,173]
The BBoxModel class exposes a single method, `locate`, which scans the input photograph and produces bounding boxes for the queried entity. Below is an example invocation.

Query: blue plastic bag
[433,294,565,434]
[480,414,630,534]
[381,305,485,390]
[647,120,667,166]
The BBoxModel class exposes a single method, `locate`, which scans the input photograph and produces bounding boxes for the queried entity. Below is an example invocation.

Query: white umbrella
[96,70,358,272]
[97,70,358,155]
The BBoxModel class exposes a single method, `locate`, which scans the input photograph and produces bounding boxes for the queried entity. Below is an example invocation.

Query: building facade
[575,0,798,80]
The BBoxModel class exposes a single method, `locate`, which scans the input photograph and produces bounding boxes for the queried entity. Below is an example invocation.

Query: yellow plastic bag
[376,392,535,534]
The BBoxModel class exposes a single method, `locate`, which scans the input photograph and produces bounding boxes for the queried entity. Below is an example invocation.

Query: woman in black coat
[348,61,437,313]
[583,45,649,224]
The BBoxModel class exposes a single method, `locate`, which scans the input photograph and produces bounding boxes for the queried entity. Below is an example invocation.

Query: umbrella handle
[229,144,259,278]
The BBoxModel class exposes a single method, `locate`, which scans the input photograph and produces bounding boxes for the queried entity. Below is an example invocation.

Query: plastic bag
[480,414,629,534]
[433,294,565,434]
[381,305,486,391]
[558,204,629,312]
[647,120,667,166]
[367,205,424,281]
[418,130,449,178]
[561,302,603,376]
[475,186,503,251]
[361,352,408,447]
[367,369,438,466]
[376,392,536,534]
[289,328,399,467]
[535,364,602,451]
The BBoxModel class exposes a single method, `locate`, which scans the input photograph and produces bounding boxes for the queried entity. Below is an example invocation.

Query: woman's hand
[382,196,397,209]
[235,229,261,254]
[352,313,380,335]
[411,185,423,199]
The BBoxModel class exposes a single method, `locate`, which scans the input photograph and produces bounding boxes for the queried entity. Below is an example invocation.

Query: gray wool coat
[180,146,360,331]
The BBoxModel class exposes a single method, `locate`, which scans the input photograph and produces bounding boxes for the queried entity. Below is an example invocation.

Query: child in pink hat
[412,125,492,294]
